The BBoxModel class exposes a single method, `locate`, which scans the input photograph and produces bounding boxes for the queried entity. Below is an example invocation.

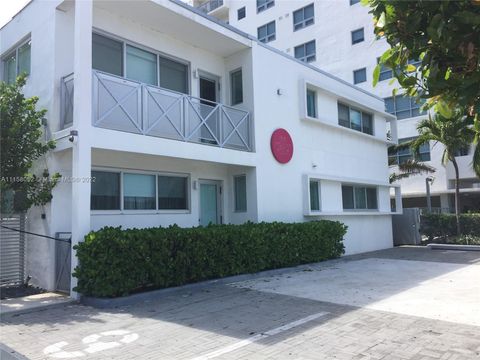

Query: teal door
[199,182,220,226]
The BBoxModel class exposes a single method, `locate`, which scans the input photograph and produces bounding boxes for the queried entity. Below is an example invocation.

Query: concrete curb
[0,298,76,318]
[427,243,480,251]
[81,257,345,309]
[0,342,30,360]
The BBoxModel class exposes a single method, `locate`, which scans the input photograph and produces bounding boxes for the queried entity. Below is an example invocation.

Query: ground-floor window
[342,185,377,210]
[91,170,189,211]
[91,171,121,210]
[234,175,247,212]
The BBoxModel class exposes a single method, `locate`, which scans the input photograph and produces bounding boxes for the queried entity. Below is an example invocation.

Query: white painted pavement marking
[191,311,329,360]
[43,329,139,358]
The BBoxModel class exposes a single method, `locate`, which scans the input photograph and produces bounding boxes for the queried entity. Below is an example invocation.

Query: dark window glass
[257,0,274,13]
[158,176,188,210]
[293,4,314,31]
[234,175,247,212]
[366,188,378,209]
[362,113,373,135]
[353,68,367,84]
[159,56,188,94]
[258,21,276,43]
[294,40,316,62]
[351,28,364,44]
[384,95,427,119]
[238,6,246,20]
[91,171,120,210]
[92,33,123,76]
[350,0,360,4]
[342,186,354,209]
[310,180,320,211]
[306,89,317,118]
[231,69,243,105]
[338,103,374,135]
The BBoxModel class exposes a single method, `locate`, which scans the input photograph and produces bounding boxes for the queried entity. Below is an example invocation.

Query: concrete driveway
[1,247,480,360]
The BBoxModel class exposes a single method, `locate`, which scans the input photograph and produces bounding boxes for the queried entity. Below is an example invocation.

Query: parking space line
[191,311,329,360]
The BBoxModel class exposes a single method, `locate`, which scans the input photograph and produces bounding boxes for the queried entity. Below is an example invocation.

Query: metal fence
[60,73,74,129]
[63,71,253,151]
[0,213,26,286]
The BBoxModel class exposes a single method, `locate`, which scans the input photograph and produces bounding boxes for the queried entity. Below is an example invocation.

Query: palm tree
[388,151,435,184]
[411,110,477,235]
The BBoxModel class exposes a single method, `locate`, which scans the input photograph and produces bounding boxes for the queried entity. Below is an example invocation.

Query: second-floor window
[338,103,373,135]
[257,21,276,43]
[306,89,317,118]
[294,40,316,63]
[257,0,274,13]
[388,137,431,165]
[384,95,426,120]
[2,39,31,84]
[293,4,314,31]
[92,33,188,94]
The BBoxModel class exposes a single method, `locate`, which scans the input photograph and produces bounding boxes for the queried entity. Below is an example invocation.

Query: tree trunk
[452,158,461,235]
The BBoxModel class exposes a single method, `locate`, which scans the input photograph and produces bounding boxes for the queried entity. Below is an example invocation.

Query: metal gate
[55,232,72,293]
[392,208,421,246]
[0,213,26,286]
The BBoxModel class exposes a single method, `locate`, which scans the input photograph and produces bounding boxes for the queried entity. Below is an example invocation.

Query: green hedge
[73,221,347,298]
[420,213,480,239]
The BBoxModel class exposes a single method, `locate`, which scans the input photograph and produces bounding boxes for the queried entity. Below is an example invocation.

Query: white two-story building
[1,0,399,294]
[192,0,480,213]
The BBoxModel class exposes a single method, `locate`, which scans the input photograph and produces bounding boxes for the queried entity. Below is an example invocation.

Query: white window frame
[1,37,31,83]
[91,167,191,214]
[92,29,191,94]
[341,184,379,211]
[293,3,315,31]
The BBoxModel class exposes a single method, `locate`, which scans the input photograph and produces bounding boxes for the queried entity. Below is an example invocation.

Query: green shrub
[73,221,347,298]
[420,213,480,240]
[446,235,480,245]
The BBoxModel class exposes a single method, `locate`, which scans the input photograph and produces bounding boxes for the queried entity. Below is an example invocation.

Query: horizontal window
[294,40,316,63]
[342,185,377,210]
[293,3,314,31]
[351,28,364,44]
[388,137,430,165]
[338,103,373,135]
[257,0,274,13]
[350,0,360,5]
[2,39,31,84]
[455,147,469,157]
[92,33,189,94]
[258,21,276,43]
[385,94,426,120]
[353,68,367,84]
[91,170,189,211]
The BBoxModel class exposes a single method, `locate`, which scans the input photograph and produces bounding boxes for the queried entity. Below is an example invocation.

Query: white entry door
[199,180,222,226]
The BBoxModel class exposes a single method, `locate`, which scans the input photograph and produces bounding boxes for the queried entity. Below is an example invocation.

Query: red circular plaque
[270,128,294,164]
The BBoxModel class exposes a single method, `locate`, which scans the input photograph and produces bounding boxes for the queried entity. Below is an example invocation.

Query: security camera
[69,130,78,143]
